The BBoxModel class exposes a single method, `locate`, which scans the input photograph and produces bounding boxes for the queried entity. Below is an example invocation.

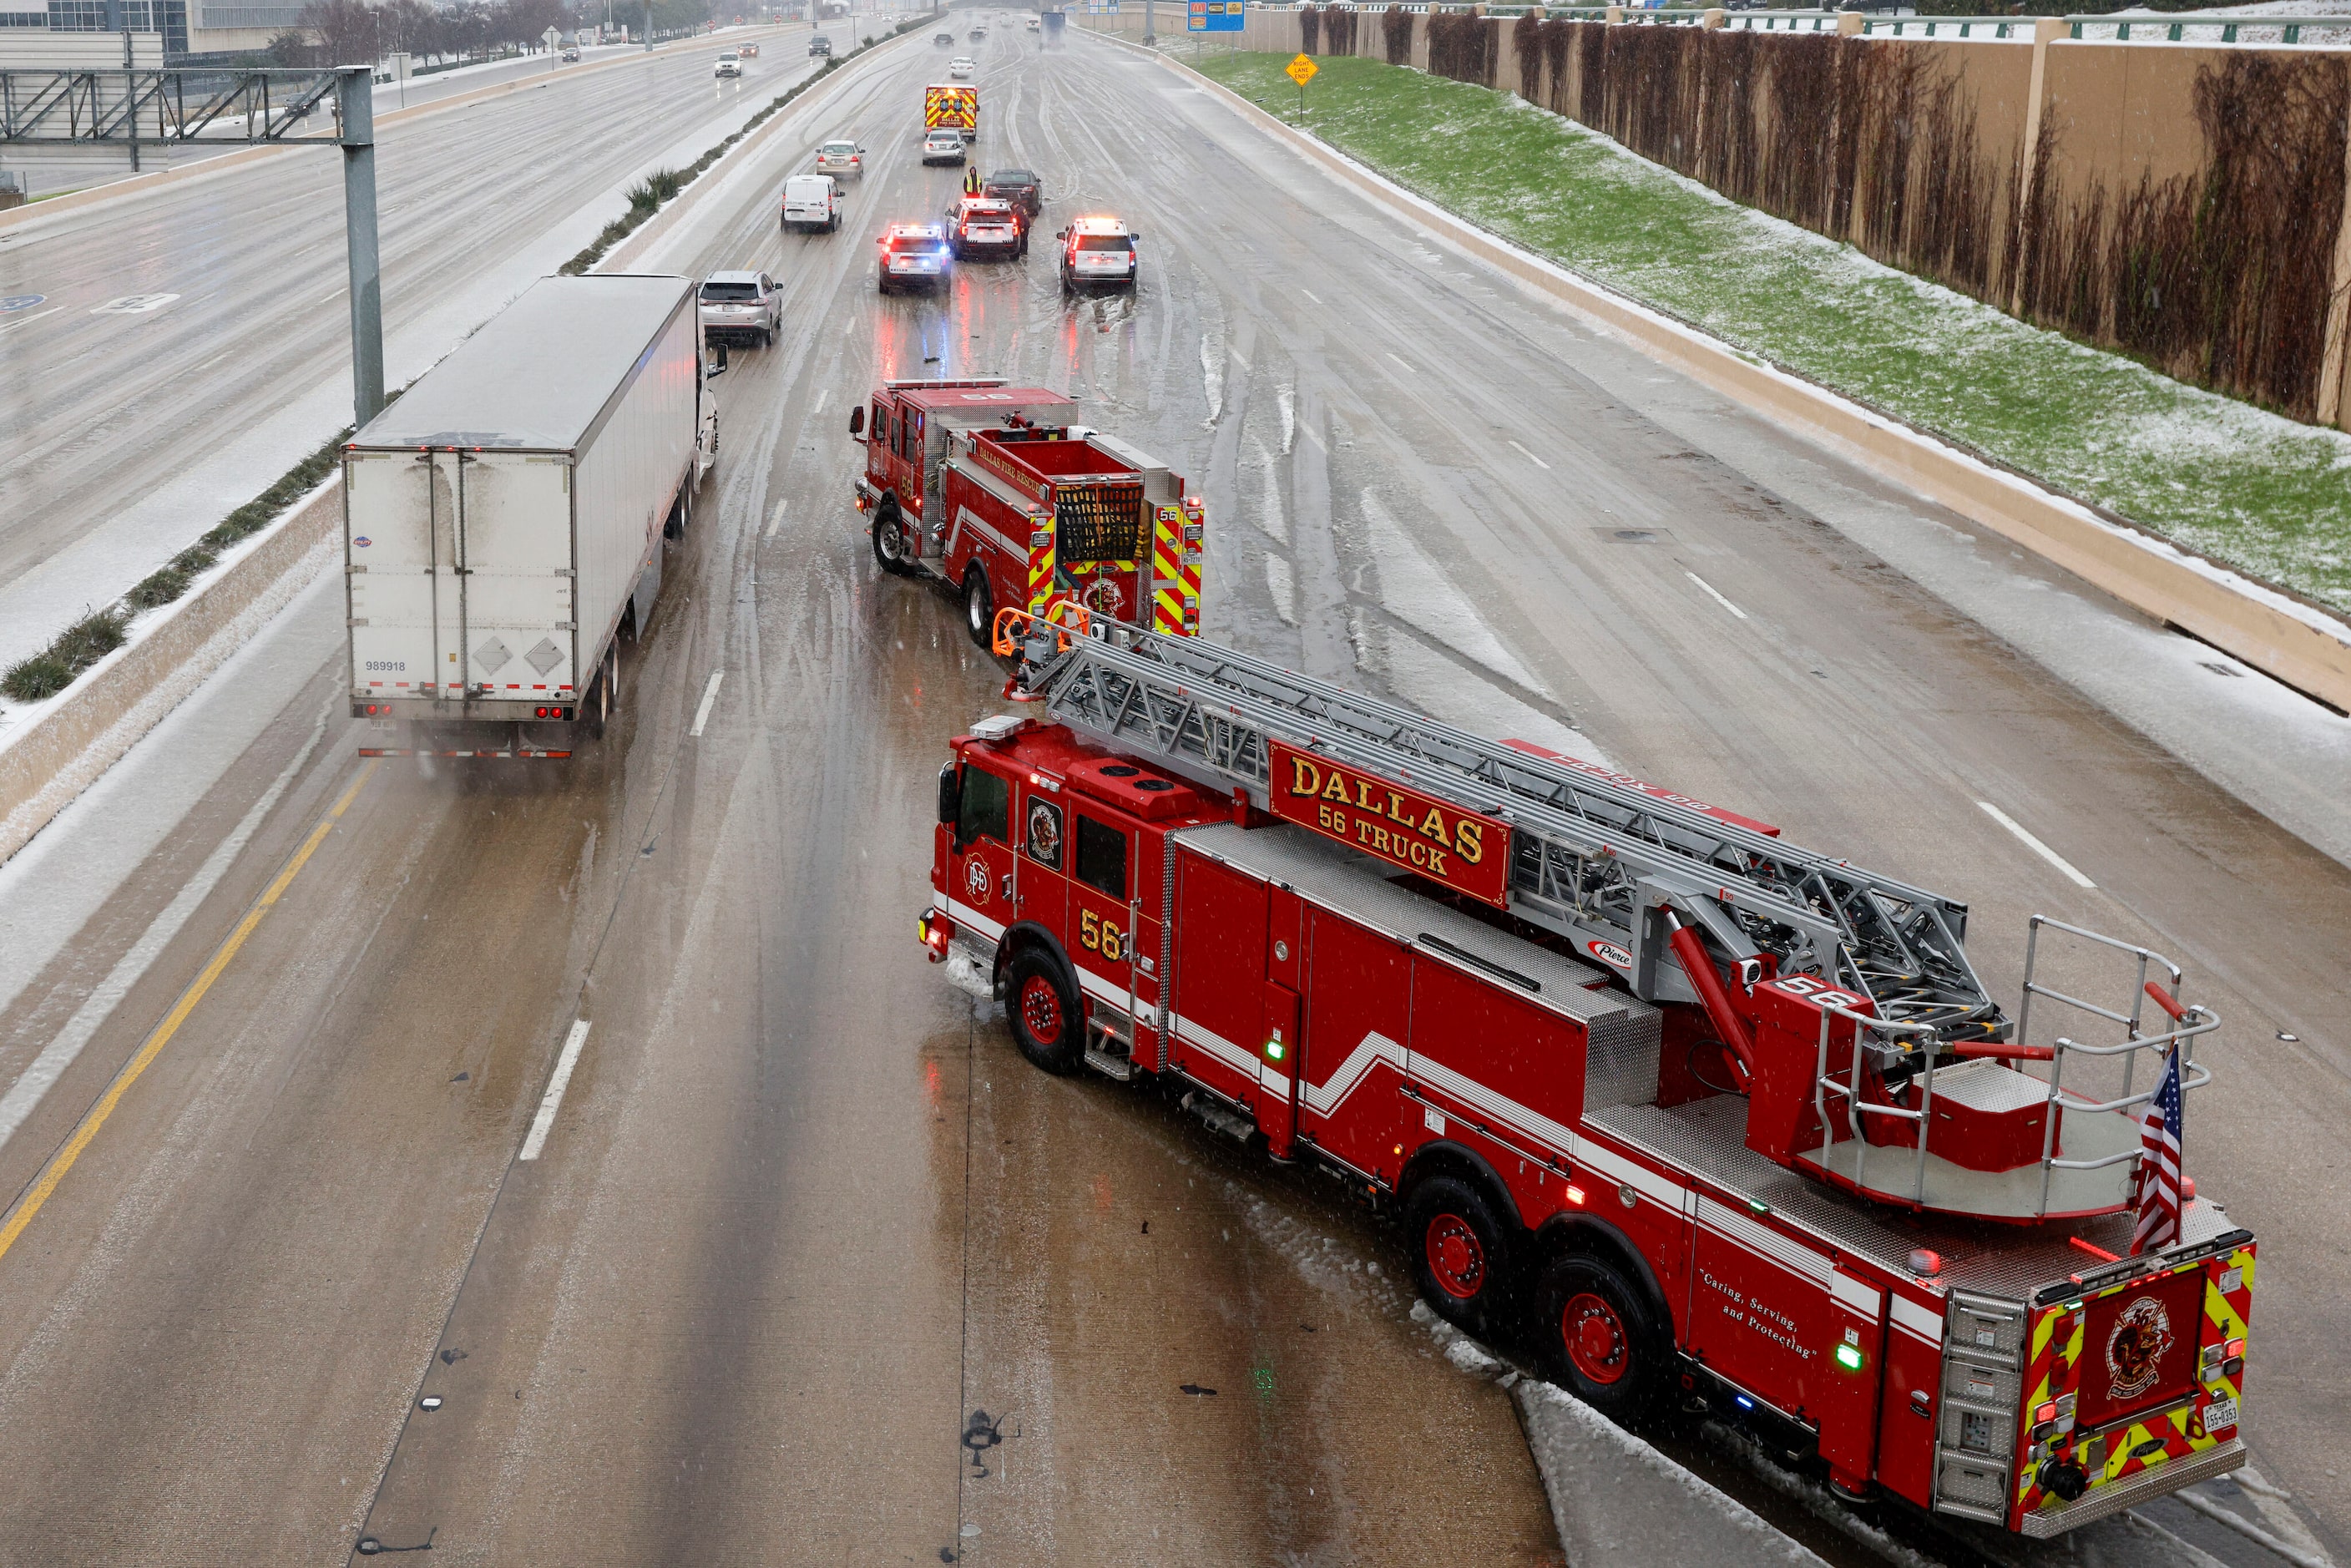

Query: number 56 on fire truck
[917,620,2256,1545]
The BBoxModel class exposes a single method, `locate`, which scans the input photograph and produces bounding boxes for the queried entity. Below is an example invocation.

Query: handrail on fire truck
[1806,918,2217,1216]
[991,600,1092,659]
[1007,620,2002,1037]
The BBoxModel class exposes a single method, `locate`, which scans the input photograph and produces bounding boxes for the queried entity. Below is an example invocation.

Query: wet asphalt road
[0,18,2345,1568]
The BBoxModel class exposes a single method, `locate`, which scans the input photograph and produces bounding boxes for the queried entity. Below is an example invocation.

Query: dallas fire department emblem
[2106,1295,2175,1403]
[1080,576,1126,615]
[964,858,990,903]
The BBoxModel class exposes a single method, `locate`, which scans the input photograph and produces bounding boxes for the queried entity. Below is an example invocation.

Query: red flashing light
[2226,1336,2246,1358]
[1564,1184,1587,1206]
[2034,1401,2058,1424]
[1907,1248,1944,1277]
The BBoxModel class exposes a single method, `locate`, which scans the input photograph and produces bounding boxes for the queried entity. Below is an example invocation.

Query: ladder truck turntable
[915,620,2253,1541]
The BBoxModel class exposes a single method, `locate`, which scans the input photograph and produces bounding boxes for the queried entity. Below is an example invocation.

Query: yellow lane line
[0,761,378,1264]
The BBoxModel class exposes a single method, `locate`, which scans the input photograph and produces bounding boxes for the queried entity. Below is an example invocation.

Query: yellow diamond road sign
[1287,53,1317,85]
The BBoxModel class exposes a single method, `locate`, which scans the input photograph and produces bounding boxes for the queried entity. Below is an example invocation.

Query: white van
[783,174,842,233]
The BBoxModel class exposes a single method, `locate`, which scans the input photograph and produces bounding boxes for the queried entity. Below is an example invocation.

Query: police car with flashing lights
[1055,215,1139,290]
[877,223,952,294]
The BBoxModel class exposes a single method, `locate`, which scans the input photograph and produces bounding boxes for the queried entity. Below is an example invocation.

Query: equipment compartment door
[346,451,446,698]
[1167,848,1267,1107]
[1297,906,1412,1182]
[1689,1192,1838,1429]
[1258,981,1300,1157]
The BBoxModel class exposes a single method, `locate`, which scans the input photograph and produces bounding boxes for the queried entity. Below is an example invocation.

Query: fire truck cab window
[1075,814,1127,900]
[871,400,887,449]
[957,765,1009,848]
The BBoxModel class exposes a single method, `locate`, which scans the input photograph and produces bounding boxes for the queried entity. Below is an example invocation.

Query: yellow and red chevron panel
[1150,502,1203,637]
[2011,1241,2253,1527]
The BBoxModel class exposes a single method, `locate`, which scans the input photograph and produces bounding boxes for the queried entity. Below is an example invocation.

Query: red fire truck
[850,378,1204,644]
[917,622,2254,1541]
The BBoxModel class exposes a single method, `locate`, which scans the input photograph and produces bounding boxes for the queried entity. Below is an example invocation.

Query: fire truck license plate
[2204,1396,2239,1431]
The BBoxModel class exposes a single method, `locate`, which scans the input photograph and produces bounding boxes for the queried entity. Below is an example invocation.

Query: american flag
[2131,1047,2185,1256]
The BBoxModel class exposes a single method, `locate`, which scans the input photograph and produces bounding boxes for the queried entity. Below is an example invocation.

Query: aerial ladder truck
[916,616,2253,1541]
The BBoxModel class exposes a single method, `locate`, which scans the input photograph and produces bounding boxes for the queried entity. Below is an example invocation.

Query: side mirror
[848,406,866,437]
[1054,229,1066,239]
[705,343,729,378]
[938,761,961,828]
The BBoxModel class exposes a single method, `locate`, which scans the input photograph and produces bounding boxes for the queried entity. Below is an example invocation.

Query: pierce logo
[354,536,372,548]
[2105,1295,2174,1403]
[963,858,990,903]
[1586,940,1635,970]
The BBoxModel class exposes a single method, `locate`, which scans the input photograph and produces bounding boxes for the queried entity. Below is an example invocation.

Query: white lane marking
[764,498,789,539]
[0,306,62,334]
[1507,438,1551,471]
[0,706,326,1155]
[90,292,180,315]
[690,669,725,736]
[1685,570,1748,620]
[1301,289,1322,305]
[518,1020,592,1161]
[812,388,829,412]
[1387,352,1413,372]
[1978,802,2096,888]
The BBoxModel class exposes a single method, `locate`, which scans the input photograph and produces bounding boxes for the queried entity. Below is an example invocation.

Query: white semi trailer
[343,273,721,758]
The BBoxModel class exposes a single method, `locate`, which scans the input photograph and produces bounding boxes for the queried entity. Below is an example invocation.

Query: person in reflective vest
[963,164,983,198]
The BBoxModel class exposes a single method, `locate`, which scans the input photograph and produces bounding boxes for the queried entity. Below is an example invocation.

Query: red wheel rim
[1019,974,1064,1046]
[1425,1214,1485,1300]
[1562,1291,1630,1385]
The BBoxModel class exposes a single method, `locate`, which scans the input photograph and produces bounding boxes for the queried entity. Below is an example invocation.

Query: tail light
[918,909,954,961]
[533,706,574,720]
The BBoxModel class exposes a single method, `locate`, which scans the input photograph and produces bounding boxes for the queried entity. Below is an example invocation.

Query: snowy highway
[0,19,2345,1567]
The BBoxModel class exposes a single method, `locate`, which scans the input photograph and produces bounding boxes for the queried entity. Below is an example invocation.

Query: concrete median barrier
[0,478,340,866]
[1110,35,2351,718]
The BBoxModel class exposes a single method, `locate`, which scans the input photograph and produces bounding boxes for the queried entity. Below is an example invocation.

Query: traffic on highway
[0,7,2343,1567]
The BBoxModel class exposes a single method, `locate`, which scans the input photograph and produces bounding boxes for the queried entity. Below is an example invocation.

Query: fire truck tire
[1403,1176,1519,1339]
[1532,1252,1665,1420]
[1004,948,1084,1074]
[963,568,993,647]
[872,506,917,576]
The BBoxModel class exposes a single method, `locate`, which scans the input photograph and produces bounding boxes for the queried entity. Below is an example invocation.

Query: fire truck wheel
[963,569,994,647]
[1004,949,1084,1074]
[1403,1176,1519,1338]
[872,507,917,576]
[1534,1253,1663,1419]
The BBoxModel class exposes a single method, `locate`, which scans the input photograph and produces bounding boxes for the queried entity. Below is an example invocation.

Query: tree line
[271,0,718,68]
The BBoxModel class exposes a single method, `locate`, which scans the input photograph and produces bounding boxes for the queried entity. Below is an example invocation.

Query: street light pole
[336,65,384,428]
[1142,0,1154,46]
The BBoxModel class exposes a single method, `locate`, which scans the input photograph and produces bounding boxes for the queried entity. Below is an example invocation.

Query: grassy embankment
[1194,51,2351,620]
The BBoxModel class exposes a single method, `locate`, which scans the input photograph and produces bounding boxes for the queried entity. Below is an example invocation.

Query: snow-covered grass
[1198,53,2351,617]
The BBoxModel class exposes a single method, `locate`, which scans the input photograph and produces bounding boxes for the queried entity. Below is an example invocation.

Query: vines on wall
[1382,6,1413,66]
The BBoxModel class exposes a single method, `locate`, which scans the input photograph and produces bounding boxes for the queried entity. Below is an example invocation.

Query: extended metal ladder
[1019,624,2002,1035]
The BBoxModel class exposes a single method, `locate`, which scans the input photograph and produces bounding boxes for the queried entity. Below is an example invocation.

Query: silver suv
[698,270,781,346]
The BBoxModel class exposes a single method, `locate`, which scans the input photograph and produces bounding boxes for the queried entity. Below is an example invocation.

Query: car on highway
[1056,215,1138,291]
[561,43,581,60]
[968,25,986,39]
[809,33,832,54]
[922,127,967,165]
[933,28,954,43]
[699,270,781,344]
[947,196,1024,260]
[981,168,1043,217]
[738,40,759,55]
[877,224,951,294]
[1025,13,1039,28]
[948,55,975,78]
[814,138,865,179]
[714,50,743,76]
[783,173,842,232]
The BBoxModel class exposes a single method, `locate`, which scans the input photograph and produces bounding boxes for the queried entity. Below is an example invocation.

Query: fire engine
[849,378,1204,645]
[923,81,978,142]
[917,620,2254,1541]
